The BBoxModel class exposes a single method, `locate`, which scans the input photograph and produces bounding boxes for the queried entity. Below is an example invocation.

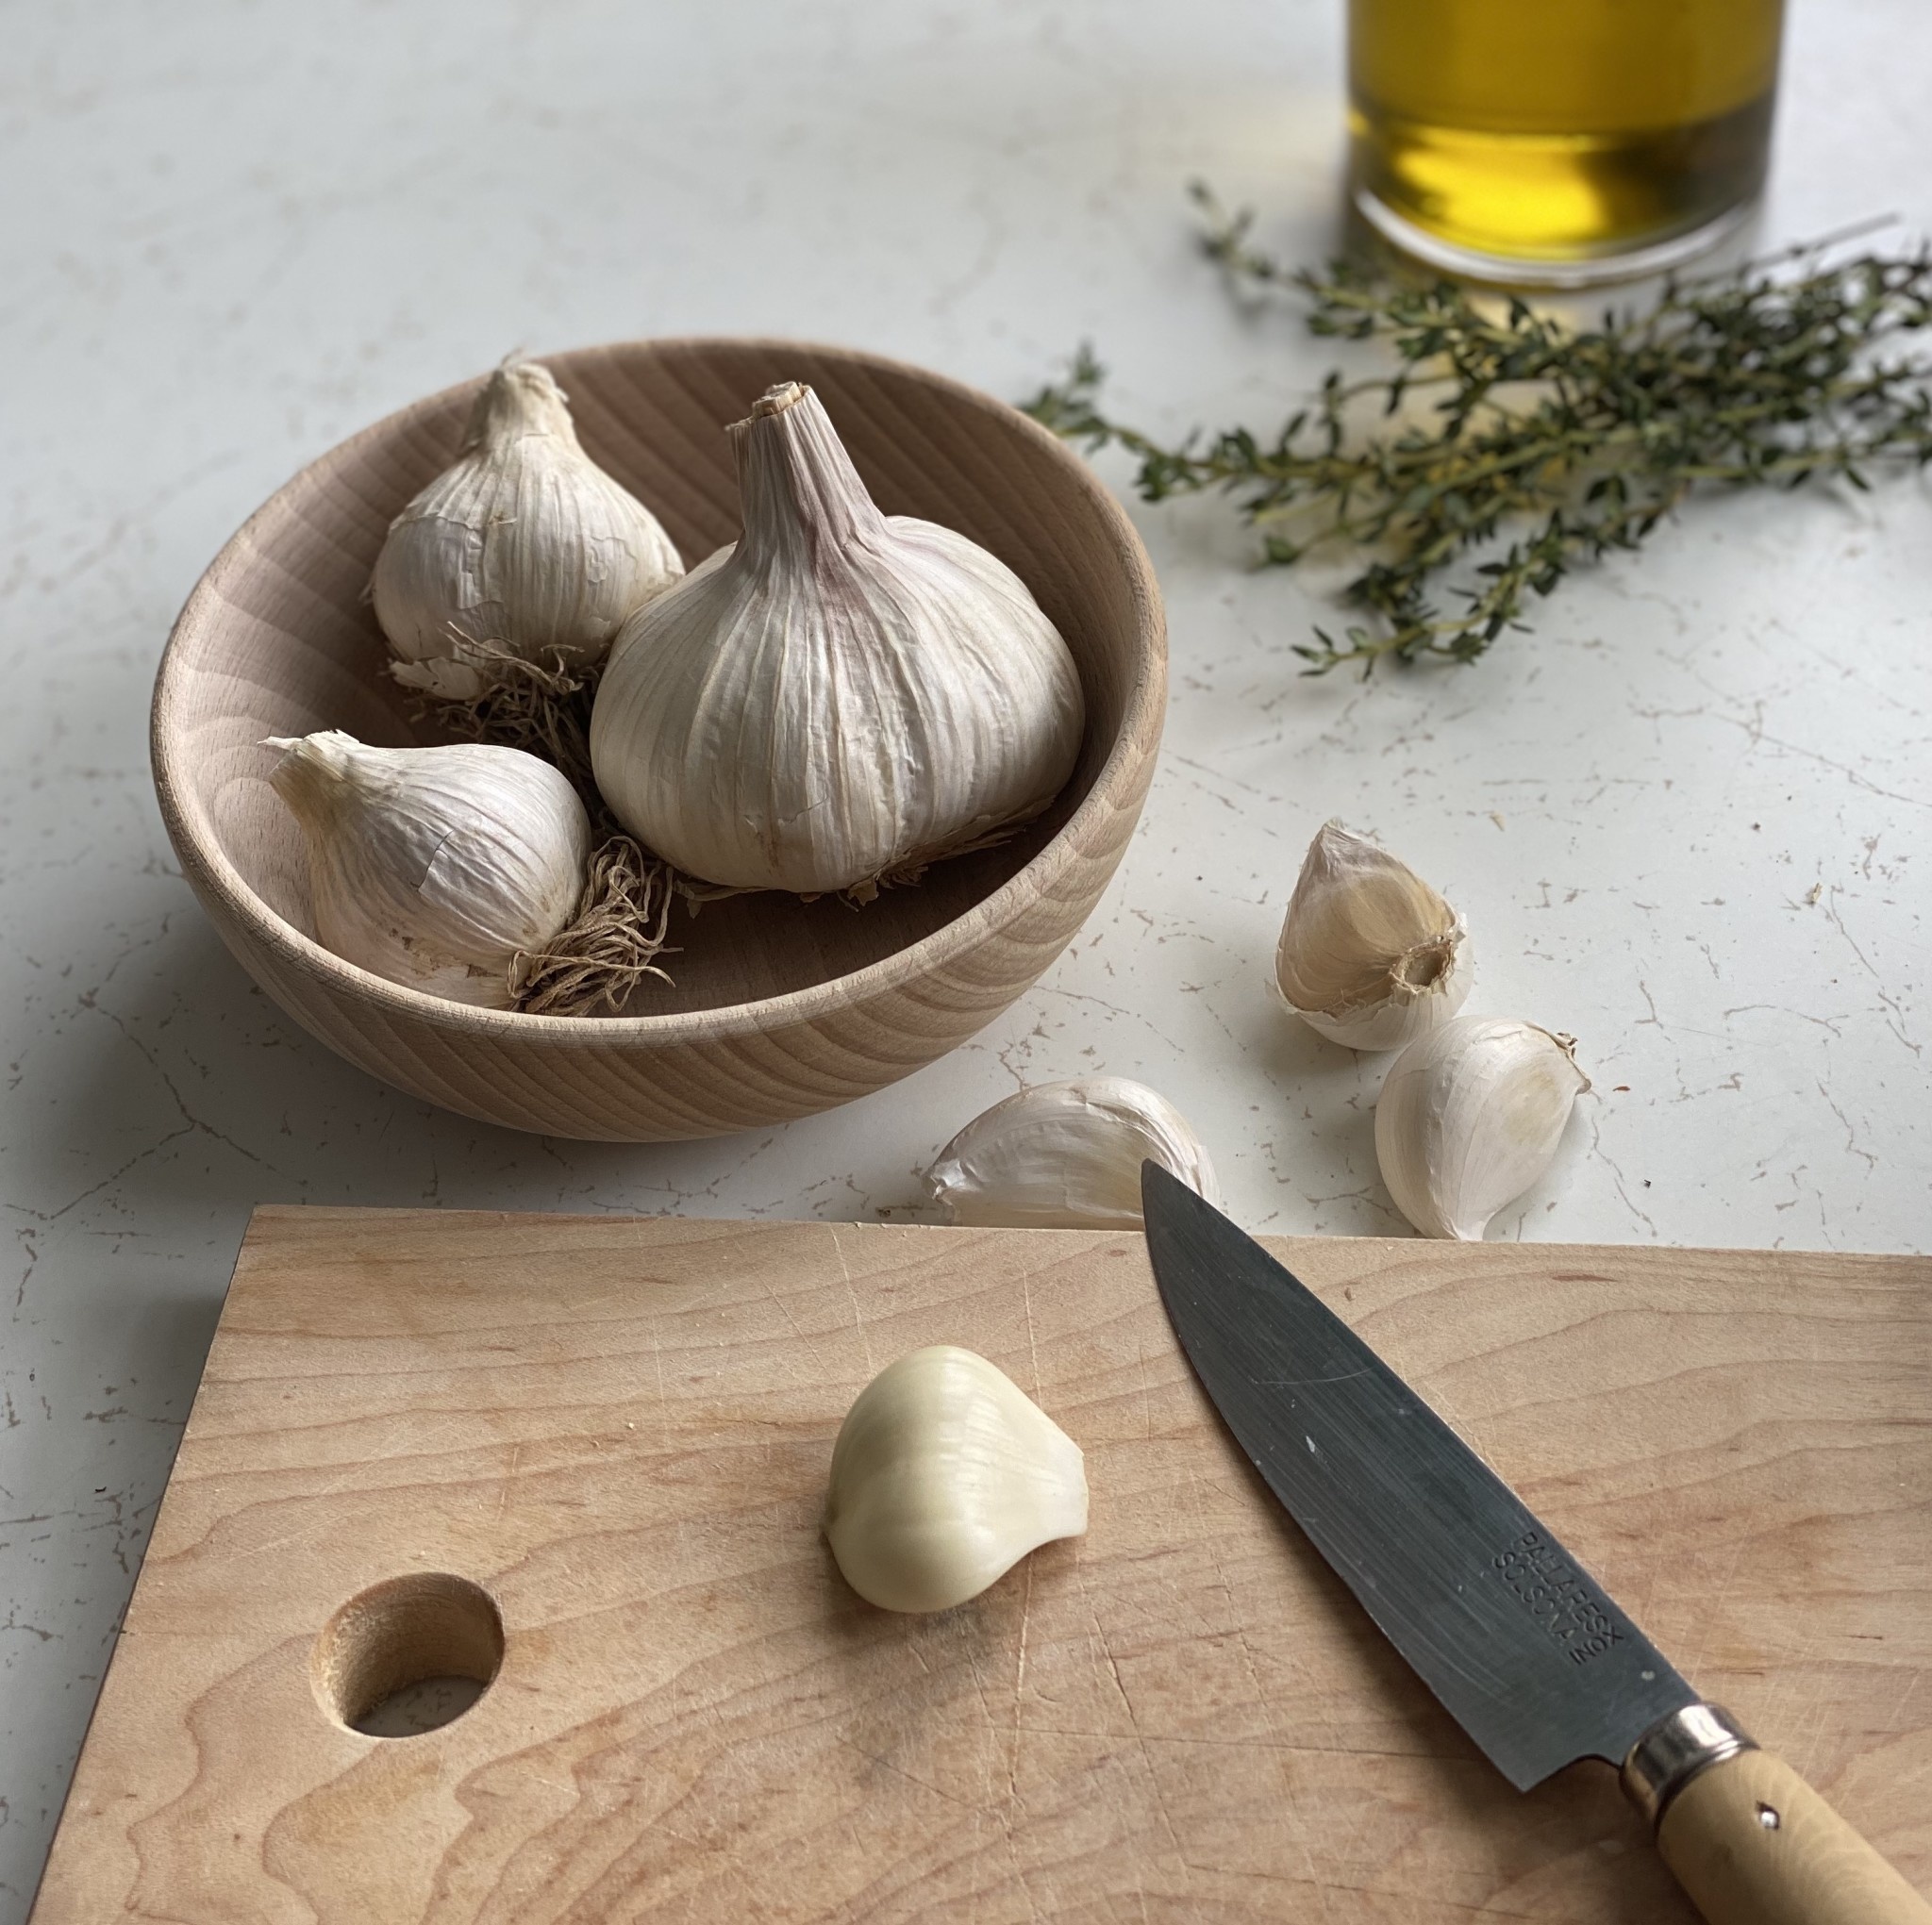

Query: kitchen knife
[1141,1162,1929,1925]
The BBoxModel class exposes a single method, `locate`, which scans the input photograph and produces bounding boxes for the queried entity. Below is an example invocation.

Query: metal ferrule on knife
[1621,1703,1758,1829]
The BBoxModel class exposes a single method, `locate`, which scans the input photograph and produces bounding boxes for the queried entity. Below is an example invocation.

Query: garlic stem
[734,380,885,562]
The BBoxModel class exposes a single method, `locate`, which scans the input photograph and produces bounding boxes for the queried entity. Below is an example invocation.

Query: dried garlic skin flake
[372,361,683,700]
[824,1346,1088,1614]
[590,381,1085,895]
[1374,1015,1590,1239]
[265,731,590,1008]
[1275,821,1472,1051]
[924,1076,1220,1230]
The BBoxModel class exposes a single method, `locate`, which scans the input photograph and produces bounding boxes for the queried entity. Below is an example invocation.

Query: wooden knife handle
[1657,1747,1931,1925]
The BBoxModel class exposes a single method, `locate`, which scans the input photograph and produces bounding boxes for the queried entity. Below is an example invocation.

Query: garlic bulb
[1374,1016,1590,1240]
[824,1346,1088,1613]
[370,360,683,700]
[265,731,590,1008]
[1275,821,1472,1051]
[924,1077,1220,1229]
[589,381,1085,895]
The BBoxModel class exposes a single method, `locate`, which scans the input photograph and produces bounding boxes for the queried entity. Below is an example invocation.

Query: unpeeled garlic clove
[924,1076,1220,1230]
[589,380,1085,895]
[265,731,590,1008]
[1374,1015,1590,1240]
[371,360,683,700]
[824,1346,1088,1613]
[1275,821,1472,1051]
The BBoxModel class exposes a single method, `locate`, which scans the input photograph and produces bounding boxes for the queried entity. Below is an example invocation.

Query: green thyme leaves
[1024,188,1932,673]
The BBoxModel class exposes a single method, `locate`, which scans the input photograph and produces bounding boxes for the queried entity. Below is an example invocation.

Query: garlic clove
[1374,1015,1591,1240]
[371,360,683,699]
[824,1346,1088,1613]
[589,380,1085,895]
[1275,821,1473,1052]
[924,1076,1220,1230]
[264,731,590,1008]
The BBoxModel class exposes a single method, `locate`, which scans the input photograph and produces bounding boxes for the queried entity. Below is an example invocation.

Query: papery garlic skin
[1374,1015,1590,1240]
[824,1346,1088,1614]
[371,361,683,700]
[924,1077,1220,1230]
[589,381,1085,895]
[1276,821,1473,1051]
[265,731,590,1008]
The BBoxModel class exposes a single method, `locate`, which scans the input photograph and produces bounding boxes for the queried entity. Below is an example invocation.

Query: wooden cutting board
[30,1210,1932,1922]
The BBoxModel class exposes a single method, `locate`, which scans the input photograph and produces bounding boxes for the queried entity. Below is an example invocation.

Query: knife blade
[1141,1162,1929,1925]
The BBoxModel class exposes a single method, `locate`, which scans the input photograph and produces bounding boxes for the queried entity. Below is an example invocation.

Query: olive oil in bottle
[1349,0,1785,279]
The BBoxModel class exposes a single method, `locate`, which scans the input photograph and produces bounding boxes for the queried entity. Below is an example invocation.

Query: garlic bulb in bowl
[589,381,1086,896]
[1275,821,1472,1051]
[1374,1015,1590,1239]
[371,361,683,700]
[265,732,590,1009]
[924,1077,1219,1229]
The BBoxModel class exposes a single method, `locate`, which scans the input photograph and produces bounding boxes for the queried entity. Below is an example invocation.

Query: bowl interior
[162,340,1146,1017]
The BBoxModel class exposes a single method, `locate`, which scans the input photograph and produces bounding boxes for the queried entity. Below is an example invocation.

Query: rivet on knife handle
[1624,1709,1932,1925]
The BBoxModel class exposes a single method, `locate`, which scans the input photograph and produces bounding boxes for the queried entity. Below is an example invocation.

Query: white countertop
[3,0,1927,1911]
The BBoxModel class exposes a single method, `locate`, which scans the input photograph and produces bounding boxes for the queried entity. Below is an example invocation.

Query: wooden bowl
[152,340,1166,1140]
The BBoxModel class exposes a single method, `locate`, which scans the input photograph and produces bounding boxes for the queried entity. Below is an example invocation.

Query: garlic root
[399,641,604,815]
[510,834,677,1017]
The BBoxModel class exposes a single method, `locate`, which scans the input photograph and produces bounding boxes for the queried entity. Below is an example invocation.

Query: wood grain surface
[150,341,1166,1140]
[30,1211,1931,1923]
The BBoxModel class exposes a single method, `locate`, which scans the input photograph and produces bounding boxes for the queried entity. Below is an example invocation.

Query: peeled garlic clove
[265,731,590,1008]
[371,360,683,700]
[824,1346,1088,1613]
[589,380,1086,895]
[924,1076,1220,1230]
[1374,1015,1590,1240]
[1275,821,1473,1052]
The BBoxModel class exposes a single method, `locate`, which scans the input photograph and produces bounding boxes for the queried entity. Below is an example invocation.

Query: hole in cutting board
[311,1572,503,1737]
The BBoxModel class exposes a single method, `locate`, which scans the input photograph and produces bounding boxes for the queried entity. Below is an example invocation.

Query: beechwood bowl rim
[151,334,1168,1043]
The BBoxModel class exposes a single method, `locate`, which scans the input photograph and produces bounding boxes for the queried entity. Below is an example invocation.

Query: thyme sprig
[1024,187,1932,672]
